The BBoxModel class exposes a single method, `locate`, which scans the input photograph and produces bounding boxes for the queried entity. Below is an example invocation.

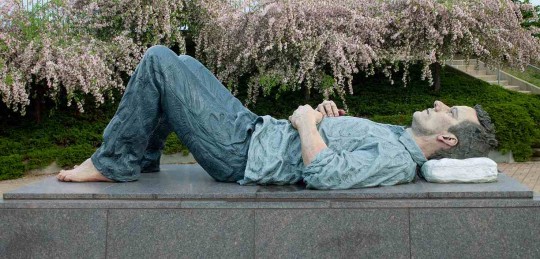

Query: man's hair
[431,105,498,159]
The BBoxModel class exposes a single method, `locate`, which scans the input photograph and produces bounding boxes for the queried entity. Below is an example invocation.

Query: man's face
[411,100,480,136]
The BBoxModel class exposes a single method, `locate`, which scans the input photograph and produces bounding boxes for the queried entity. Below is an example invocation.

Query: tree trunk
[304,85,311,103]
[34,98,42,124]
[184,33,197,57]
[32,83,45,124]
[431,62,442,92]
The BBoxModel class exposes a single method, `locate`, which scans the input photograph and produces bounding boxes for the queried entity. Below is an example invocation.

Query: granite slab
[0,209,107,258]
[2,164,534,200]
[254,173,532,199]
[106,209,254,258]
[254,209,409,258]
[410,207,540,258]
[2,198,540,209]
[3,164,259,200]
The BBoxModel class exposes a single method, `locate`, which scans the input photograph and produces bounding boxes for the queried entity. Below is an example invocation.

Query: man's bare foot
[57,158,114,182]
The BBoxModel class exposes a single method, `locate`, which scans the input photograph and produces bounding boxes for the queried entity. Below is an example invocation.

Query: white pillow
[420,158,498,183]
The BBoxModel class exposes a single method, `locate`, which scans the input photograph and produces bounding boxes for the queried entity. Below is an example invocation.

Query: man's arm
[288,105,327,165]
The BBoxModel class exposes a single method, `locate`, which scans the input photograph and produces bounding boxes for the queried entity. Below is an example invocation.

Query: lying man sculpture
[56,45,498,189]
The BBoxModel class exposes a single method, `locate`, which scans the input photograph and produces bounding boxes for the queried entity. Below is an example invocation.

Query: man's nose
[434,100,450,111]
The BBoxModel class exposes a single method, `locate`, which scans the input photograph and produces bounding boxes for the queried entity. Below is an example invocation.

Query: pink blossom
[0,0,186,114]
[197,0,540,106]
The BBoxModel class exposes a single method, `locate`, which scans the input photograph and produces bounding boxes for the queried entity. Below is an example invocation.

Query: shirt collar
[398,129,428,166]
[385,124,428,166]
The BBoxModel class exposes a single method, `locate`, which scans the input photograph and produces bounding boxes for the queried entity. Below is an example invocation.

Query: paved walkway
[498,162,540,193]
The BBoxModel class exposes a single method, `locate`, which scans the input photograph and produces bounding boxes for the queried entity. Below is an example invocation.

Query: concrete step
[450,61,538,95]
[504,85,521,91]
[450,59,480,65]
[533,148,540,157]
[531,157,540,162]
[450,64,467,70]
[467,69,488,76]
[476,75,498,81]
[488,80,509,86]
[453,64,487,71]
[449,60,468,65]
[451,66,488,76]
[464,63,488,69]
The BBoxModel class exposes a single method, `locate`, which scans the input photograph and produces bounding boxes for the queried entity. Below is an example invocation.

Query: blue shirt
[238,115,427,189]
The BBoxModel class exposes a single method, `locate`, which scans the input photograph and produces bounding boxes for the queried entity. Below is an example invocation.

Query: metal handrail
[497,67,500,86]
[528,64,540,74]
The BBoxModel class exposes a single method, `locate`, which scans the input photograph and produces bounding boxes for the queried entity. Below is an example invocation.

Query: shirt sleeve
[301,144,414,190]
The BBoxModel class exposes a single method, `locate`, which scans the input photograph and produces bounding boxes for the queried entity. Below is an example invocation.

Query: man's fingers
[317,103,327,116]
[324,103,335,116]
[331,102,339,117]
[320,100,340,117]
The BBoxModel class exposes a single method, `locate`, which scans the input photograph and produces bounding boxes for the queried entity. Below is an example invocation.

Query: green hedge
[0,110,189,181]
[1,64,539,181]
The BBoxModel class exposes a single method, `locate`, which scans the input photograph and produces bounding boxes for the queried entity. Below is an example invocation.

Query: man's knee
[178,54,205,69]
[144,45,177,61]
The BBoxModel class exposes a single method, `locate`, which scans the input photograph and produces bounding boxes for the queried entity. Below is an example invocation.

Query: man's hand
[316,100,345,117]
[288,105,323,130]
[289,105,328,165]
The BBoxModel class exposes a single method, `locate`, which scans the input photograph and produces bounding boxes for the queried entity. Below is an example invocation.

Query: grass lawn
[1,64,539,181]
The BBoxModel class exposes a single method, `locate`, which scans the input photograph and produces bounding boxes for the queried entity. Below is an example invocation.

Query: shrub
[371,115,413,126]
[0,155,25,181]
[56,144,96,167]
[485,103,540,160]
[0,106,192,180]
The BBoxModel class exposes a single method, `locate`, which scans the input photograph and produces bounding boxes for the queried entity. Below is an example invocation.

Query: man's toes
[58,172,68,181]
[63,174,72,182]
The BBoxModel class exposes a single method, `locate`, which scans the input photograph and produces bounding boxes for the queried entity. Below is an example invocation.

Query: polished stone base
[1,164,539,258]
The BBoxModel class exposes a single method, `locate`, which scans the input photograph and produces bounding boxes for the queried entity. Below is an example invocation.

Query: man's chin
[411,111,421,125]
[410,119,434,136]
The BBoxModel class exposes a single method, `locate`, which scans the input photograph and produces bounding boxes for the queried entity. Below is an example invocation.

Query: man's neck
[406,128,438,159]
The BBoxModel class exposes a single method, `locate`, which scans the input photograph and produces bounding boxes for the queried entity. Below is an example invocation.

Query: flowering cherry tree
[196,0,388,106]
[0,0,186,119]
[197,0,540,104]
[1,0,539,117]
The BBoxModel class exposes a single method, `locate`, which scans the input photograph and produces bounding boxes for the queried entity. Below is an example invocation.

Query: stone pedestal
[1,164,539,258]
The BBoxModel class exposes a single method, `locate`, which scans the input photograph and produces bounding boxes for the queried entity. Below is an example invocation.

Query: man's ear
[436,133,458,147]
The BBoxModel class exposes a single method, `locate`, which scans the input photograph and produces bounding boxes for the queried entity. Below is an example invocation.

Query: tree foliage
[0,0,187,116]
[513,0,540,37]
[1,0,539,114]
[196,0,540,106]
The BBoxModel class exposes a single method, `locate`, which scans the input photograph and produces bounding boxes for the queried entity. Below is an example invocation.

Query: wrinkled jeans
[91,45,259,182]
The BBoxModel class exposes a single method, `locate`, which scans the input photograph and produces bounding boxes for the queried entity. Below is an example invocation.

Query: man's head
[411,100,498,159]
